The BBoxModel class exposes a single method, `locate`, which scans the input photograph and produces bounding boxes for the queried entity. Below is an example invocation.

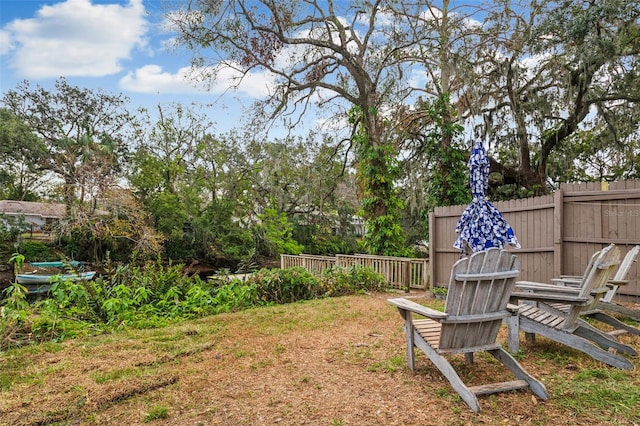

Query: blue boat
[28,261,83,268]
[16,271,96,285]
[17,271,96,294]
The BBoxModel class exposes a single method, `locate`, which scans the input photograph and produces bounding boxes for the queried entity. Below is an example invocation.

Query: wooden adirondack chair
[508,244,637,370]
[588,245,639,323]
[546,245,640,336]
[388,248,548,413]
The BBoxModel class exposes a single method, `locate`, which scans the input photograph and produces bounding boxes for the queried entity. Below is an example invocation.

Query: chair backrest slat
[440,248,520,351]
[602,245,640,303]
[561,244,621,327]
[577,245,619,298]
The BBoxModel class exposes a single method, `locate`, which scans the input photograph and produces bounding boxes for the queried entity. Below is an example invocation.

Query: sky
[0,0,274,134]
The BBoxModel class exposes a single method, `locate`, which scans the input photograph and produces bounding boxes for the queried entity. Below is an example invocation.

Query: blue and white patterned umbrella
[454,141,520,254]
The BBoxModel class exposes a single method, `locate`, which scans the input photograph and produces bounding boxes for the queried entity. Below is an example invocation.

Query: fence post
[404,259,411,293]
[429,211,435,291]
[554,189,564,278]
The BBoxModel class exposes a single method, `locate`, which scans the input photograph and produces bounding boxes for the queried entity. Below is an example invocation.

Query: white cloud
[119,64,200,94]
[521,53,548,78]
[2,0,147,78]
[119,63,277,98]
[0,30,14,55]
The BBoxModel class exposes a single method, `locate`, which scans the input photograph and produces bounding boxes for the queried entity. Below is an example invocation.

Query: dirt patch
[0,266,13,293]
[0,293,638,425]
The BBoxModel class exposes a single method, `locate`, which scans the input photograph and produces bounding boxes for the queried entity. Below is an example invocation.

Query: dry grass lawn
[1,292,639,425]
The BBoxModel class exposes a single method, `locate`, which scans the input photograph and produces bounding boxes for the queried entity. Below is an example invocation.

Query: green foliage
[0,283,31,350]
[192,199,255,264]
[320,266,387,297]
[419,94,468,209]
[210,279,257,313]
[9,252,25,273]
[0,108,46,201]
[2,78,131,217]
[546,129,640,186]
[431,286,448,296]
[349,107,406,256]
[0,214,29,242]
[144,405,169,422]
[150,192,187,238]
[254,207,304,257]
[14,241,54,262]
[92,259,214,325]
[0,257,388,350]
[244,265,386,304]
[555,368,640,418]
[247,267,319,304]
[291,222,359,256]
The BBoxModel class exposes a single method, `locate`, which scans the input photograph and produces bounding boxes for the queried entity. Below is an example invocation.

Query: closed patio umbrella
[454,141,520,254]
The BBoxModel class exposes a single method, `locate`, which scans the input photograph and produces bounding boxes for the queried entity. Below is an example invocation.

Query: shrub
[247,267,320,304]
[0,214,29,242]
[253,208,304,257]
[211,279,257,313]
[245,265,386,304]
[0,283,30,350]
[320,266,387,297]
[15,241,54,261]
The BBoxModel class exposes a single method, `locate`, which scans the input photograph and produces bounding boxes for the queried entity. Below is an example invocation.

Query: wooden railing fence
[281,253,429,291]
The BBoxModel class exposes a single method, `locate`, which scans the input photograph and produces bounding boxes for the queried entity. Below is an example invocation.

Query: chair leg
[597,301,640,321]
[411,331,481,412]
[573,324,637,356]
[488,348,549,401]
[504,314,520,353]
[587,312,640,336]
[403,318,416,371]
[465,352,474,364]
[520,317,634,369]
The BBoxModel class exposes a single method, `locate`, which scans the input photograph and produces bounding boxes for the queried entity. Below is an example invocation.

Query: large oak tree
[169,0,435,254]
[468,0,640,195]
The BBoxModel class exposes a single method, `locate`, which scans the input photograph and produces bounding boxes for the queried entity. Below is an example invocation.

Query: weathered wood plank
[469,380,529,396]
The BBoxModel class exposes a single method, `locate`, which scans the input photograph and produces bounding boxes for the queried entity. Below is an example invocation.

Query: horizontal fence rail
[281,253,429,291]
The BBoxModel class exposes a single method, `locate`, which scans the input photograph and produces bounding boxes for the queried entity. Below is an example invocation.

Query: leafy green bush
[0,214,29,242]
[0,283,30,350]
[320,266,387,297]
[211,279,257,313]
[247,267,319,304]
[253,208,304,257]
[14,241,54,261]
[245,265,386,304]
[295,230,360,256]
[91,260,215,326]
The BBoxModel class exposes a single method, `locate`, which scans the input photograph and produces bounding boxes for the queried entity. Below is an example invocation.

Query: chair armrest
[506,303,520,313]
[550,277,582,286]
[515,281,582,294]
[387,298,448,319]
[510,291,590,305]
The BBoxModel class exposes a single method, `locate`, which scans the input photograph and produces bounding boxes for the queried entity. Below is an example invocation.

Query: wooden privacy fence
[430,180,640,301]
[280,253,429,291]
